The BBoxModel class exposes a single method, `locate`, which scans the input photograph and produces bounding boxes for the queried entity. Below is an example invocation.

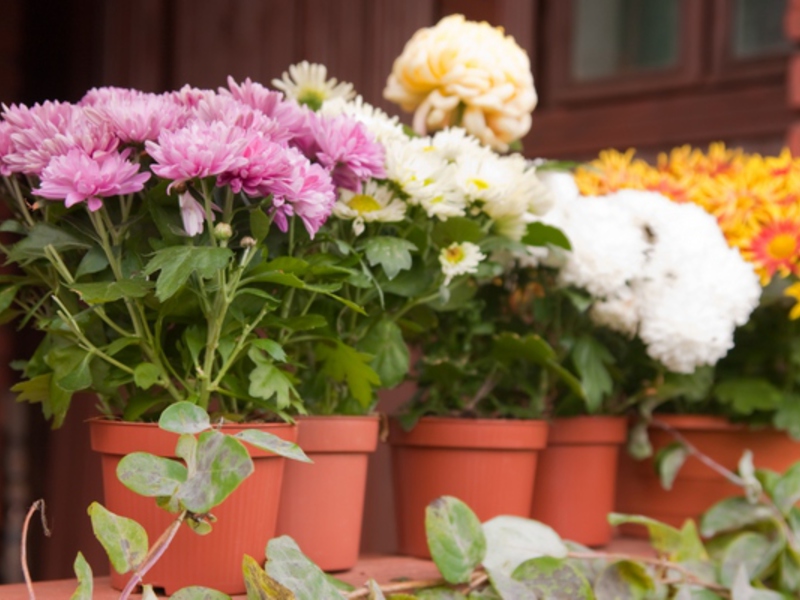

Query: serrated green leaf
[426,496,486,584]
[70,552,93,600]
[175,430,253,513]
[159,402,211,434]
[87,502,148,574]
[251,339,287,362]
[655,442,689,491]
[714,378,783,415]
[242,554,294,600]
[46,345,93,392]
[117,452,187,498]
[265,536,344,600]
[248,357,297,409]
[143,246,233,301]
[317,341,380,408]
[234,429,311,463]
[571,336,613,414]
[363,236,417,280]
[522,222,571,250]
[358,318,410,389]
[7,223,90,264]
[70,279,153,304]
[133,362,161,390]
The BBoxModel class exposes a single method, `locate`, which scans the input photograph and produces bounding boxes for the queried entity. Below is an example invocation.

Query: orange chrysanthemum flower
[743,220,800,284]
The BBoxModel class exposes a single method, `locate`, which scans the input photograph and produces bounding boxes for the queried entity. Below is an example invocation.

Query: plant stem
[21,500,50,600]
[119,511,187,600]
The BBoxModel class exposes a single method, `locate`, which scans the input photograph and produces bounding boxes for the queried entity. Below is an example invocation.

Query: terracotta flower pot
[275,415,379,571]
[616,414,800,535]
[90,419,297,595]
[530,416,628,546]
[389,417,548,558]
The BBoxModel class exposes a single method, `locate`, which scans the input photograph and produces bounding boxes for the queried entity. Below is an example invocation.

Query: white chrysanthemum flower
[272,61,355,109]
[439,241,486,285]
[334,181,407,236]
[384,14,537,151]
[320,95,407,146]
[538,178,761,374]
[430,128,490,163]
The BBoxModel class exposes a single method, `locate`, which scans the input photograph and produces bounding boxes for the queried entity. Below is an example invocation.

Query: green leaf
[265,536,345,600]
[425,496,486,584]
[522,222,571,250]
[143,246,233,301]
[317,341,381,409]
[159,402,211,434]
[46,345,93,392]
[656,367,714,402]
[363,237,417,280]
[774,395,800,440]
[655,442,689,491]
[493,332,556,364]
[251,339,287,362]
[133,362,162,390]
[87,502,148,575]
[170,586,232,600]
[175,431,254,513]
[571,336,614,414]
[250,209,272,243]
[485,568,535,600]
[358,318,410,389]
[730,564,785,600]
[75,246,109,279]
[512,556,593,599]
[594,561,654,600]
[607,514,682,556]
[7,223,90,263]
[773,462,800,514]
[70,552,93,600]
[674,520,709,562]
[263,314,327,332]
[366,580,387,600]
[0,285,19,314]
[117,452,188,498]
[719,532,783,587]
[234,430,311,463]
[242,554,295,600]
[70,279,153,304]
[123,394,169,422]
[433,217,484,245]
[248,356,298,409]
[714,378,783,415]
[700,497,775,538]
[482,515,568,577]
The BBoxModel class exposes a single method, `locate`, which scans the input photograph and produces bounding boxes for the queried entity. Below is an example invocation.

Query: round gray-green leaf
[700,497,774,538]
[234,429,311,463]
[70,552,93,600]
[482,516,567,577]
[170,586,232,599]
[426,496,486,584]
[159,401,211,434]
[242,554,294,600]
[719,531,783,587]
[265,536,345,600]
[117,452,187,498]
[512,557,593,600]
[87,502,148,575]
[594,561,655,600]
[175,431,254,514]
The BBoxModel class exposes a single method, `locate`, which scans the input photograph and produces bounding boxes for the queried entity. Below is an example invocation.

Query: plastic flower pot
[616,414,800,536]
[389,416,548,558]
[90,418,297,595]
[275,415,380,571]
[530,416,628,546]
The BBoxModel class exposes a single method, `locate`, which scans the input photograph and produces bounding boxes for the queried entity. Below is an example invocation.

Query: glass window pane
[572,0,680,81]
[733,0,790,58]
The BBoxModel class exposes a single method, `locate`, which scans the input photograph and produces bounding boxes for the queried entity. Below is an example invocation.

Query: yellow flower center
[470,178,490,190]
[767,233,796,260]
[347,194,382,214]
[443,245,465,264]
[297,89,326,111]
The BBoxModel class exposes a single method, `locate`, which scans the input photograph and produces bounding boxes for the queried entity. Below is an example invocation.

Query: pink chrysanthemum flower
[178,190,208,236]
[0,122,14,176]
[195,95,292,145]
[84,91,188,143]
[3,103,119,175]
[224,76,307,137]
[272,151,336,237]
[171,84,217,109]
[216,133,295,197]
[145,120,249,189]
[34,148,151,212]
[79,86,142,107]
[303,114,386,191]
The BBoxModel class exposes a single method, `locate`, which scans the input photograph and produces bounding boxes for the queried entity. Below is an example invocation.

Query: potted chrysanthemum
[569,144,800,530]
[0,76,385,592]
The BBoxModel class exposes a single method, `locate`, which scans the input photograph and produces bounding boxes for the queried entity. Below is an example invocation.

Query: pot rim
[388,415,548,450]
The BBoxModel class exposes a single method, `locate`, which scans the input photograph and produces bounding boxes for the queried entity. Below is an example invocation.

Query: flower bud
[214,222,233,241]
[240,236,257,248]
[172,181,188,195]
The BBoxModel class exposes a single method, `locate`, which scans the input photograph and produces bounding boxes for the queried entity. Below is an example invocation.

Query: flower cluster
[573,145,800,289]
[383,14,537,151]
[537,173,761,373]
